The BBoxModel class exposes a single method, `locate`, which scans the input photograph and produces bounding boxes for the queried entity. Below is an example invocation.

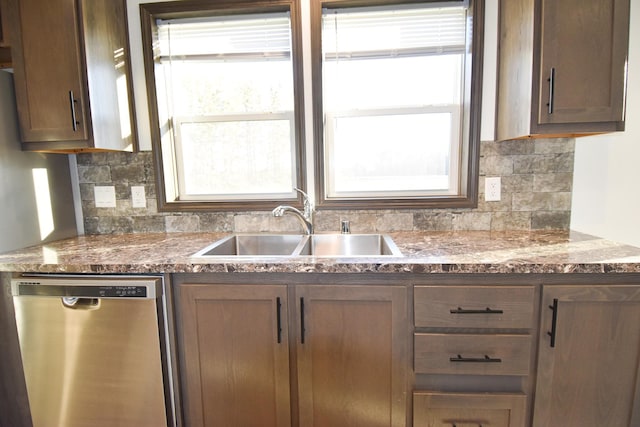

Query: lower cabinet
[177,282,408,427]
[533,284,640,427]
[175,278,640,427]
[178,284,291,427]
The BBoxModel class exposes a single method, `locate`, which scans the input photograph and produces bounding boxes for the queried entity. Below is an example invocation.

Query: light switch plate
[485,177,501,202]
[94,186,116,208]
[131,186,146,208]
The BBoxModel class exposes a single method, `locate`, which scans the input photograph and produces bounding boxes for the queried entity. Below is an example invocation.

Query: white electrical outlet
[485,177,501,202]
[94,186,116,208]
[131,186,146,208]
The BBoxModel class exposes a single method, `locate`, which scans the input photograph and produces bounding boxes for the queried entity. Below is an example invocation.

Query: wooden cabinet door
[9,0,89,142]
[0,0,9,69]
[0,0,8,46]
[537,0,629,125]
[296,285,408,427]
[178,284,292,427]
[533,285,640,427]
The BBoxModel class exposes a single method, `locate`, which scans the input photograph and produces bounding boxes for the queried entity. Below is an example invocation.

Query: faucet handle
[294,187,313,215]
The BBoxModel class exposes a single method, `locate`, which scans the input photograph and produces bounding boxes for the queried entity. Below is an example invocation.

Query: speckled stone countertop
[1,230,640,275]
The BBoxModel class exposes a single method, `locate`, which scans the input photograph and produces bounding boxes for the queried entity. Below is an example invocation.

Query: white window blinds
[156,12,292,60]
[322,4,467,59]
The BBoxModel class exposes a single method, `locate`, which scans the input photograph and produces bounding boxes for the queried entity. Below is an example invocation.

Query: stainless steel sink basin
[192,233,403,258]
[193,234,305,257]
[298,234,403,257]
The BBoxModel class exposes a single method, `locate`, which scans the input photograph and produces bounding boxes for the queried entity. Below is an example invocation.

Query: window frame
[324,106,462,198]
[140,0,308,212]
[311,0,484,209]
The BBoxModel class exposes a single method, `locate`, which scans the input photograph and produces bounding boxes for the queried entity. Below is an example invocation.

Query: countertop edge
[1,231,640,274]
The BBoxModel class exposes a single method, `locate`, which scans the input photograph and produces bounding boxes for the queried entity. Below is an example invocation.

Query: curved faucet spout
[272,205,314,235]
[272,188,315,235]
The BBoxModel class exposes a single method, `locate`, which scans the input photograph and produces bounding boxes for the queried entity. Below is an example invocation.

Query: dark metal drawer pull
[69,90,80,131]
[547,298,559,348]
[276,297,282,344]
[300,297,305,344]
[547,67,556,114]
[450,354,502,363]
[450,307,504,314]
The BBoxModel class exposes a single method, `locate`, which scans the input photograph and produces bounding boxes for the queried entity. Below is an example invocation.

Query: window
[312,0,483,208]
[140,0,306,211]
[141,0,482,212]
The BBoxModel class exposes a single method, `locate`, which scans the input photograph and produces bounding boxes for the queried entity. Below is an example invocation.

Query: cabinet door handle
[451,424,482,427]
[300,297,305,344]
[449,354,502,363]
[547,67,556,114]
[547,298,559,348]
[69,90,80,131]
[450,307,504,314]
[276,297,282,344]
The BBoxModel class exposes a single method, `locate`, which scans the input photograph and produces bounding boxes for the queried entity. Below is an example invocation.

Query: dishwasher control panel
[11,277,161,299]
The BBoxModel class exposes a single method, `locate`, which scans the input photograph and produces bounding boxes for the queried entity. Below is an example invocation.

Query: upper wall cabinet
[6,0,137,152]
[497,0,630,141]
[0,0,11,68]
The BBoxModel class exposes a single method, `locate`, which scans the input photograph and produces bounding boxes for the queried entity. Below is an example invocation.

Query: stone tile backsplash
[76,138,574,234]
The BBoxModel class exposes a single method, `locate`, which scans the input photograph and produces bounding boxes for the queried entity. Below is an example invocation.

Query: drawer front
[413,391,527,427]
[414,286,534,329]
[414,333,531,376]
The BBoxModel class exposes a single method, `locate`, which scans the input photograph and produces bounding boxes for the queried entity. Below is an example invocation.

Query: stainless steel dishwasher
[11,275,172,427]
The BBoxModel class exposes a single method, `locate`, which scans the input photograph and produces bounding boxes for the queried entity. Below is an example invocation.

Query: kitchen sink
[193,234,306,257]
[192,233,403,258]
[299,234,402,257]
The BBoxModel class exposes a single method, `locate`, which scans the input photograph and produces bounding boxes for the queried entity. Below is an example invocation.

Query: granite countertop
[1,230,640,274]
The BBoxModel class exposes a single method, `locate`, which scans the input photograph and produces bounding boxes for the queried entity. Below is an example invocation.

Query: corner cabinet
[497,0,630,141]
[533,284,640,426]
[176,281,408,427]
[6,0,137,152]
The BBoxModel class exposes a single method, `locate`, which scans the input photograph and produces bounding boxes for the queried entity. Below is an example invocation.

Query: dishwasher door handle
[61,297,101,310]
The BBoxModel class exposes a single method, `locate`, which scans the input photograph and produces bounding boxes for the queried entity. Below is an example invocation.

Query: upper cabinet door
[0,0,6,46]
[537,0,630,126]
[10,0,89,142]
[0,0,11,68]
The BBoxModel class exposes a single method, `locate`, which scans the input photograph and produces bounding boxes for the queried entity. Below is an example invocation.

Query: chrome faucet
[272,188,314,235]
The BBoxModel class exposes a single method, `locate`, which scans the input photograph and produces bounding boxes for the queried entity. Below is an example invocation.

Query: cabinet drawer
[414,286,534,329]
[414,333,531,376]
[414,391,527,427]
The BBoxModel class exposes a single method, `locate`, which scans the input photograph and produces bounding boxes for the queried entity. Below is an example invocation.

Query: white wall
[571,0,640,247]
[0,71,78,252]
